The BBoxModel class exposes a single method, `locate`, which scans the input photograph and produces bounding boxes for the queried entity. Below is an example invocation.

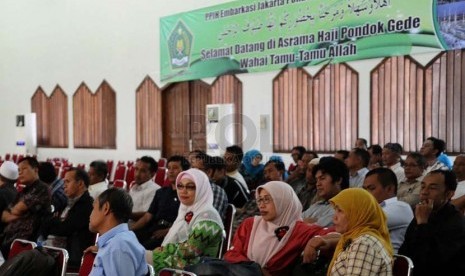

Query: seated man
[131,155,189,249]
[38,161,67,215]
[345,148,370,188]
[399,170,465,275]
[1,157,51,257]
[129,156,160,220]
[88,188,148,276]
[39,168,94,269]
[302,157,349,227]
[88,160,108,199]
[363,168,413,252]
[0,161,18,233]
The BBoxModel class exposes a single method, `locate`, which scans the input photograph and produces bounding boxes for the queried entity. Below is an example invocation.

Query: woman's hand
[302,236,325,263]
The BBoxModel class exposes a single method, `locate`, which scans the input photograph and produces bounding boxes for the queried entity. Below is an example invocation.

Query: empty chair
[112,165,127,182]
[78,251,96,276]
[393,254,414,276]
[12,154,18,163]
[8,239,37,259]
[113,179,127,190]
[5,153,11,161]
[127,160,135,167]
[106,160,114,180]
[154,167,167,186]
[125,165,135,185]
[42,245,69,276]
[76,163,86,170]
[218,204,236,258]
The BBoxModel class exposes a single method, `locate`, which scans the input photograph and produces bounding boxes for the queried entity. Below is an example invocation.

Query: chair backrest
[393,254,414,276]
[113,165,127,182]
[78,251,96,276]
[125,165,135,185]
[113,179,127,190]
[158,268,197,276]
[106,160,114,180]
[8,239,37,259]
[158,158,167,168]
[42,245,69,276]
[154,167,167,186]
[218,204,236,258]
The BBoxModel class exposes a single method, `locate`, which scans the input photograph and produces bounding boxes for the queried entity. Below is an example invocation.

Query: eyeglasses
[176,183,196,191]
[257,196,273,205]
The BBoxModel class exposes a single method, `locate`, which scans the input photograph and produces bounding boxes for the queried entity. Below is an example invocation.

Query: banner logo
[168,21,193,69]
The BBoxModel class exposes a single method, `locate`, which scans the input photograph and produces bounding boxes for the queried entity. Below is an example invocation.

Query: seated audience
[420,137,449,175]
[240,149,264,190]
[354,137,368,150]
[152,169,224,271]
[363,168,413,252]
[38,161,67,214]
[297,158,320,211]
[397,153,426,208]
[1,157,51,257]
[88,160,108,199]
[131,155,188,249]
[399,170,465,275]
[0,161,18,233]
[88,188,148,276]
[382,143,405,184]
[288,146,306,174]
[206,156,249,209]
[307,188,393,275]
[224,145,249,193]
[345,148,370,188]
[39,168,94,269]
[287,151,316,191]
[263,159,285,182]
[187,181,331,276]
[367,144,383,169]
[129,156,160,220]
[452,154,465,200]
[302,157,349,227]
[333,150,349,162]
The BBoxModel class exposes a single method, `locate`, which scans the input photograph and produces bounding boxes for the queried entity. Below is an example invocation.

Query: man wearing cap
[0,161,18,232]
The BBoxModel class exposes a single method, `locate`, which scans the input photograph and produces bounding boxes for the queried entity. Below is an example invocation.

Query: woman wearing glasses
[152,168,224,271]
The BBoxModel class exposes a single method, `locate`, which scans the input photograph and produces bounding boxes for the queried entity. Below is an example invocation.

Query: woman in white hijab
[152,168,224,271]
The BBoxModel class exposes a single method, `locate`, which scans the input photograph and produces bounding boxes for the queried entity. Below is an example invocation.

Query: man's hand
[415,199,434,225]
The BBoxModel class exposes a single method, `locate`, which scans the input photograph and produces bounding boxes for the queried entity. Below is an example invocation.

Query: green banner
[160,0,465,82]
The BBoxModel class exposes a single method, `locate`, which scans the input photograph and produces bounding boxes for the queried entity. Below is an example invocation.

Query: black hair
[368,144,383,155]
[167,155,190,171]
[205,156,226,171]
[68,167,90,188]
[90,160,108,180]
[352,148,370,168]
[426,137,446,157]
[264,159,285,172]
[312,157,349,189]
[406,152,427,169]
[97,188,133,224]
[18,156,39,169]
[357,138,368,147]
[38,162,57,184]
[291,146,307,159]
[365,167,398,194]
[383,142,403,155]
[225,145,244,162]
[428,170,457,192]
[305,151,319,159]
[139,156,158,173]
[335,150,349,160]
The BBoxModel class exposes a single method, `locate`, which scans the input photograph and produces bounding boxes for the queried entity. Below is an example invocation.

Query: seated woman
[152,168,224,271]
[240,149,264,190]
[305,188,393,275]
[193,181,330,276]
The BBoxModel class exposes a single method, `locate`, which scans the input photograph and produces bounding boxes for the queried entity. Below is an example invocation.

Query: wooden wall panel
[189,80,211,152]
[31,86,68,147]
[73,81,116,148]
[136,76,162,149]
[211,75,243,146]
[370,56,423,152]
[425,50,465,153]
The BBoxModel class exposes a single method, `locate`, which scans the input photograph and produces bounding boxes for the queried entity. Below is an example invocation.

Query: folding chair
[158,158,167,168]
[154,167,167,186]
[393,254,414,276]
[158,268,197,276]
[218,204,236,258]
[112,165,127,182]
[125,165,135,186]
[42,245,69,276]
[113,179,127,190]
[8,239,37,259]
[78,250,96,276]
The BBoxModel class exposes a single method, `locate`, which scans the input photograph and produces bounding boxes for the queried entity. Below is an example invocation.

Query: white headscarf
[162,168,224,246]
[247,181,303,266]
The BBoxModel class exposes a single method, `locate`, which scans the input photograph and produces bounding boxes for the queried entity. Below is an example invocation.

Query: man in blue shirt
[89,188,148,276]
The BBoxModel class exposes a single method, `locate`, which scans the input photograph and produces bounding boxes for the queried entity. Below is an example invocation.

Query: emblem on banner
[168,21,193,69]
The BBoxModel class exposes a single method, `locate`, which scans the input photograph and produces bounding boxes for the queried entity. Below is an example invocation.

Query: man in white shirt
[420,137,449,176]
[224,145,249,193]
[363,167,413,253]
[129,156,160,220]
[382,142,405,184]
[88,160,109,199]
[345,148,370,188]
[452,155,465,200]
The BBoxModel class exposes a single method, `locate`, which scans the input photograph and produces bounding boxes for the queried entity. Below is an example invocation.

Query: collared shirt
[423,159,449,176]
[211,183,228,219]
[452,180,465,200]
[349,167,369,188]
[88,180,108,199]
[397,178,422,209]
[331,234,392,276]
[91,223,147,276]
[129,179,160,213]
[226,170,249,193]
[50,178,67,214]
[387,162,405,184]
[381,197,413,253]
[302,200,334,227]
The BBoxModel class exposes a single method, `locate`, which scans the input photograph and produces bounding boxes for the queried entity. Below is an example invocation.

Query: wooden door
[189,81,211,151]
